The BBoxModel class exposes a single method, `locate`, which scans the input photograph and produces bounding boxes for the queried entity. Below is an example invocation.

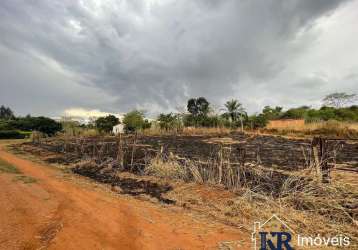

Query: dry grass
[226,180,357,247]
[144,120,358,138]
[264,120,358,138]
[182,127,233,135]
[267,119,305,129]
[143,127,234,136]
[144,154,208,184]
[64,128,99,137]
[144,156,188,180]
[268,120,358,131]
[144,153,357,247]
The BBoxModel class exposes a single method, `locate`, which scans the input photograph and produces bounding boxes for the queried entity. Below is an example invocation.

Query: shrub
[183,114,224,127]
[20,131,32,137]
[157,113,182,131]
[32,117,62,136]
[142,119,152,130]
[0,130,26,139]
[0,120,12,130]
[8,116,62,136]
[123,110,150,132]
[246,114,268,129]
[95,115,119,133]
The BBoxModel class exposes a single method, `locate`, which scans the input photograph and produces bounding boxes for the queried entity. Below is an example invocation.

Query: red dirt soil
[0,145,249,250]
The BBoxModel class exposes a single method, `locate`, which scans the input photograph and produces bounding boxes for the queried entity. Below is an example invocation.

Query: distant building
[112,124,124,134]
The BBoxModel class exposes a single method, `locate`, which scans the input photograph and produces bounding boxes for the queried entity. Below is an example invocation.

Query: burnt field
[14,132,358,197]
[23,132,358,171]
[11,132,358,243]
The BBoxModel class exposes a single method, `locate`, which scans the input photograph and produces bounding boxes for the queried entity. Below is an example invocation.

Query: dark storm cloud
[0,0,355,116]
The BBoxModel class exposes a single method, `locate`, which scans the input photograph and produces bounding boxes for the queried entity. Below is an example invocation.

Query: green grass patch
[13,175,37,184]
[0,130,27,139]
[0,158,21,174]
[0,158,36,184]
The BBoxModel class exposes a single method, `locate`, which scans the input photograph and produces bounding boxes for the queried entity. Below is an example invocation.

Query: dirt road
[0,144,248,250]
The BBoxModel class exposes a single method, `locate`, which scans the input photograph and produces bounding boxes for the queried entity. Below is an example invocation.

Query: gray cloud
[0,0,357,117]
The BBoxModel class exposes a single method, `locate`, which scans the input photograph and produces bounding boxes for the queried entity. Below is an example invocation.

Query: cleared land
[0,143,249,250]
[9,133,358,248]
[2,132,358,249]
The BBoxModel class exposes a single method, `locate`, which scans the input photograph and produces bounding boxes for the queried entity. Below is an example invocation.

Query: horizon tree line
[1,92,357,135]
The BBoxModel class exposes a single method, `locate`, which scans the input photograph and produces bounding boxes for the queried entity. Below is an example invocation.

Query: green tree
[157,113,181,131]
[95,115,119,133]
[186,97,211,127]
[224,99,246,131]
[262,106,283,120]
[224,100,240,122]
[0,105,14,120]
[281,106,310,119]
[9,116,62,136]
[142,119,152,130]
[247,114,268,129]
[123,110,147,132]
[187,97,210,116]
[33,117,62,136]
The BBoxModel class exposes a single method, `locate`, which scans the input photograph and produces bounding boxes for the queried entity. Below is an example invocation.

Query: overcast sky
[0,0,357,118]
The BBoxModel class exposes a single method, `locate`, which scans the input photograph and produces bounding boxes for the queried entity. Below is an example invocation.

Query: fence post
[218,144,223,184]
[312,137,322,182]
[117,133,124,169]
[236,145,246,187]
[130,132,138,171]
[320,138,331,183]
[256,145,261,165]
[311,137,331,183]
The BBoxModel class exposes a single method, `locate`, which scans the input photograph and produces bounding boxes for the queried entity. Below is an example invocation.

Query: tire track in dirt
[0,145,249,250]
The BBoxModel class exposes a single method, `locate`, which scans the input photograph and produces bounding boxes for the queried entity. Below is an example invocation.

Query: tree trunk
[239,116,244,132]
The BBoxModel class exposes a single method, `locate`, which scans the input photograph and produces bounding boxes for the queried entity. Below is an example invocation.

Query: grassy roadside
[0,158,37,184]
[0,140,37,184]
[0,158,21,174]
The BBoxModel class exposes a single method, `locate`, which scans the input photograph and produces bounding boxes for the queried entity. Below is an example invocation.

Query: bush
[281,106,310,119]
[157,113,182,131]
[277,105,358,122]
[123,110,151,132]
[8,116,62,136]
[183,114,224,127]
[20,131,32,137]
[142,119,152,130]
[0,130,26,139]
[95,115,119,133]
[246,114,268,129]
[0,120,12,130]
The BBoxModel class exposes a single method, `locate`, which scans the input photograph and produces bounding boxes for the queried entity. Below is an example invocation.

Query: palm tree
[224,99,246,131]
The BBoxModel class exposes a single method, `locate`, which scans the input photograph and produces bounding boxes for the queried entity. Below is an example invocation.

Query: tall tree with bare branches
[323,92,357,108]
